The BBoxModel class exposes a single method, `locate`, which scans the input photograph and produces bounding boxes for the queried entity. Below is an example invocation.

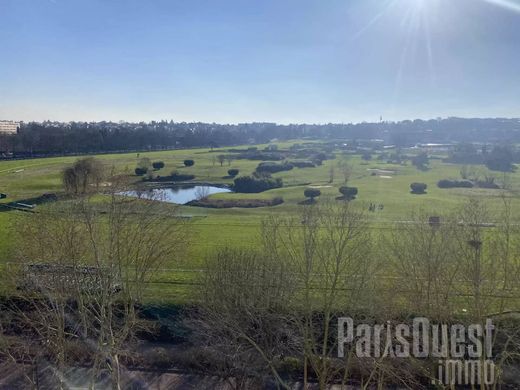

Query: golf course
[2,141,519,302]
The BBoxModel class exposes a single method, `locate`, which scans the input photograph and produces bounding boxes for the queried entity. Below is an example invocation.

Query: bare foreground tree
[0,179,189,389]
[387,198,520,387]
[191,201,390,389]
[190,247,296,389]
[263,202,378,389]
[192,199,520,389]
[386,209,462,321]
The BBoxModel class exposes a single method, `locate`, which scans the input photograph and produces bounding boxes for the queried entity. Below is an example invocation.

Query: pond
[120,185,232,205]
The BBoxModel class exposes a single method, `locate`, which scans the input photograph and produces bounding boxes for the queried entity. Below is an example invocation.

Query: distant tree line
[1,117,520,156]
[447,143,518,172]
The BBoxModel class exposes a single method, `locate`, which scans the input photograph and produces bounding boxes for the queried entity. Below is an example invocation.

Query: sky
[0,0,519,124]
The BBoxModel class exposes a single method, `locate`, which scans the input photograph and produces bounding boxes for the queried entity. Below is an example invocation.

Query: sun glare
[482,0,520,13]
[404,0,429,9]
[351,0,519,117]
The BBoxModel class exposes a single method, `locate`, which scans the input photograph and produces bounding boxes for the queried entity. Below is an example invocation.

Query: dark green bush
[437,179,473,188]
[304,188,321,200]
[184,159,195,167]
[410,182,427,194]
[235,152,285,161]
[290,161,315,168]
[227,168,239,177]
[135,167,148,176]
[152,161,165,170]
[475,180,500,189]
[339,186,358,200]
[255,162,293,174]
[233,176,283,193]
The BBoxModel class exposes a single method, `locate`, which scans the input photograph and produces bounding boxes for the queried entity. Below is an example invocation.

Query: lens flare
[350,0,520,117]
[481,0,520,13]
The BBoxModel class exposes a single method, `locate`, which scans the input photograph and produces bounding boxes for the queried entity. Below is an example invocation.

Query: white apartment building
[0,121,19,134]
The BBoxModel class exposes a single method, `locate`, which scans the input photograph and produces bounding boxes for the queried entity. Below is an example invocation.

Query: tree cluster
[3,118,520,156]
[233,175,283,193]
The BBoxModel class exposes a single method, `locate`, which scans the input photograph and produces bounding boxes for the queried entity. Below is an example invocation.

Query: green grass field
[2,142,520,302]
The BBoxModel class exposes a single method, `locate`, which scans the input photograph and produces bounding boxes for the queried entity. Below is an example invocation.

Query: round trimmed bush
[339,186,358,200]
[437,179,473,188]
[233,176,283,193]
[410,182,427,194]
[135,167,148,176]
[184,159,195,167]
[228,168,239,177]
[304,188,321,201]
[152,161,165,170]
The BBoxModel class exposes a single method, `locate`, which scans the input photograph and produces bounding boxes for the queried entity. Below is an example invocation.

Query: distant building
[414,143,455,153]
[0,121,19,133]
[0,121,19,134]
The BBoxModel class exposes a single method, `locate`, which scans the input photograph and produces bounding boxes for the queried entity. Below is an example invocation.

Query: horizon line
[2,116,520,127]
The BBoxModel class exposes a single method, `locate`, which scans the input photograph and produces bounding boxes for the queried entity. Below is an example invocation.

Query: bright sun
[407,0,429,9]
[352,0,520,101]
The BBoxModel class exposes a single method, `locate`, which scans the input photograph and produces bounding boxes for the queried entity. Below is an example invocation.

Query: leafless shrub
[385,210,461,321]
[62,157,105,195]
[194,186,210,201]
[3,178,189,389]
[189,247,295,389]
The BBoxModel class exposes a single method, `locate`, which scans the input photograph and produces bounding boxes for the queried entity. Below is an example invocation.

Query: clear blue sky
[1,0,519,123]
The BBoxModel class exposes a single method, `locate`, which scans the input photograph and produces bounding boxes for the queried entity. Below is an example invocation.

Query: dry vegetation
[2,155,520,388]
[181,198,520,389]
[1,175,189,389]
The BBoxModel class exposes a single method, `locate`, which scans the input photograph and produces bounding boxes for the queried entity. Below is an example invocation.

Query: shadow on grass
[0,193,58,213]
[335,196,356,201]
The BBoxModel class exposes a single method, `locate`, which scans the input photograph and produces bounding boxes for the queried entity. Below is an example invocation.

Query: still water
[120,185,231,204]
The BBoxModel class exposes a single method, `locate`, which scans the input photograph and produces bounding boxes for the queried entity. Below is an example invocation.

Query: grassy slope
[2,143,520,302]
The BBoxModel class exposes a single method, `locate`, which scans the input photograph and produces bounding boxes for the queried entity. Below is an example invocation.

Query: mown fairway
[2,142,520,302]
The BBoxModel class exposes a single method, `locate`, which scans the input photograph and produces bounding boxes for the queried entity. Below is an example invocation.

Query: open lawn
[2,142,520,302]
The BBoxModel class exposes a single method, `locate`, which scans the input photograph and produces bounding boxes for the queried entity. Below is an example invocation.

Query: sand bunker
[367,168,396,175]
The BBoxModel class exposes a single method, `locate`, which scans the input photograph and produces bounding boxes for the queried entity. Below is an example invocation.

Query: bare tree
[452,198,496,321]
[492,195,520,300]
[385,210,461,320]
[499,172,512,190]
[452,198,520,387]
[262,201,376,389]
[0,306,40,389]
[337,160,352,184]
[191,247,295,389]
[63,157,105,195]
[6,177,189,389]
[460,165,470,180]
[194,186,210,201]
